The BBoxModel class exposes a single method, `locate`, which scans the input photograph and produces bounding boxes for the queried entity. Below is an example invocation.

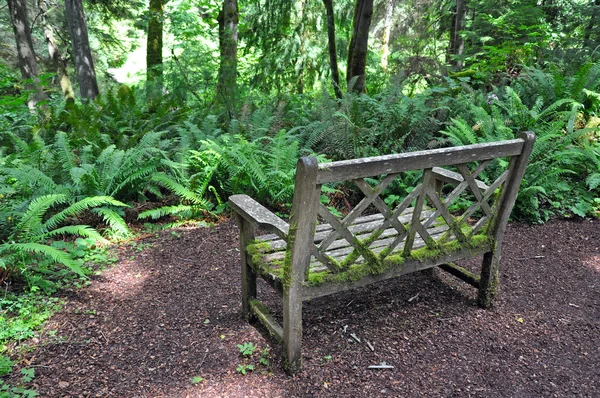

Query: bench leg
[478,250,500,308]
[283,287,303,375]
[236,215,257,321]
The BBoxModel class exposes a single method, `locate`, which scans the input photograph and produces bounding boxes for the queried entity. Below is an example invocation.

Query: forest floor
[7,218,600,397]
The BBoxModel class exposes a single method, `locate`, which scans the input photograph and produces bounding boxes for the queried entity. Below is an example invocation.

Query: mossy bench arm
[229,132,535,375]
[229,194,289,239]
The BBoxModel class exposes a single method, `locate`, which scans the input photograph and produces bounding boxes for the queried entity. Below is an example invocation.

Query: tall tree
[447,0,467,70]
[7,0,46,108]
[323,0,342,98]
[39,0,74,102]
[584,0,600,49]
[217,0,238,117]
[346,0,373,93]
[380,0,393,70]
[65,0,99,100]
[146,0,164,93]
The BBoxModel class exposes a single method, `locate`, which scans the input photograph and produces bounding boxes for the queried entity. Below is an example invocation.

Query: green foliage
[237,342,257,357]
[0,293,61,344]
[0,193,128,285]
[236,363,254,375]
[0,355,13,377]
[0,368,37,398]
[438,65,600,221]
[190,375,204,385]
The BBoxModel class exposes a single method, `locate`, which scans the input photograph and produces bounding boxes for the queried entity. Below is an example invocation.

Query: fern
[1,243,85,276]
[139,205,194,220]
[43,196,128,232]
[14,194,68,240]
[92,207,131,238]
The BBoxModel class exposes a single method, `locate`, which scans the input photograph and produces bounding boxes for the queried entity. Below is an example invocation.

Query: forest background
[0,0,599,392]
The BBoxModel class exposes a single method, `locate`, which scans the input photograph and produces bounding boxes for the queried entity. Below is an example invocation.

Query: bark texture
[7,0,46,108]
[65,0,99,100]
[584,0,600,49]
[323,0,342,98]
[380,0,393,70]
[346,0,373,93]
[39,0,74,102]
[448,0,467,70]
[146,0,164,88]
[217,0,239,116]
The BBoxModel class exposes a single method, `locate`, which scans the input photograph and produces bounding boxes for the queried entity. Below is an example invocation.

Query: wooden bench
[229,132,535,374]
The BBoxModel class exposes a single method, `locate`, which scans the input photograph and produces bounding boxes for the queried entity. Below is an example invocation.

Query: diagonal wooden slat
[362,184,424,258]
[353,179,408,236]
[422,160,491,230]
[456,162,493,217]
[424,183,466,242]
[318,204,379,269]
[319,173,399,251]
[403,170,433,257]
[461,169,508,227]
[310,244,340,272]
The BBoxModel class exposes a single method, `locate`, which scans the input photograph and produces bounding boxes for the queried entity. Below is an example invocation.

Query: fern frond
[5,242,85,276]
[1,166,59,194]
[43,196,128,231]
[440,118,478,146]
[587,173,600,190]
[138,205,194,220]
[54,131,77,171]
[14,194,68,239]
[38,225,107,243]
[92,207,131,237]
[151,173,206,205]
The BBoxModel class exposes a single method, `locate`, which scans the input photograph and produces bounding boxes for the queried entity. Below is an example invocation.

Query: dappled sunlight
[583,255,600,273]
[96,256,151,300]
[180,374,285,398]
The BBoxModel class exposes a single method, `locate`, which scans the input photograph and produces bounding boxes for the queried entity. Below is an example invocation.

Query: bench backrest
[285,132,535,281]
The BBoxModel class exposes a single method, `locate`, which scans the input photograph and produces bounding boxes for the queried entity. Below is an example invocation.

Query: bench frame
[229,132,535,374]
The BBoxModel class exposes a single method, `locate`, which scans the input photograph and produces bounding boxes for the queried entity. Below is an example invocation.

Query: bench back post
[283,156,320,374]
[479,131,535,306]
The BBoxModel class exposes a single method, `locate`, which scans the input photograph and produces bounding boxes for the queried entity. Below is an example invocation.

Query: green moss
[246,241,271,256]
[410,246,441,261]
[382,254,405,268]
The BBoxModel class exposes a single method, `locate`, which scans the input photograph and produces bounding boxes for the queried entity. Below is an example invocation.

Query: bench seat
[246,208,492,300]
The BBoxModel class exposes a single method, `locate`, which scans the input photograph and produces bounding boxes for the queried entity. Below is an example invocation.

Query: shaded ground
[5,218,600,397]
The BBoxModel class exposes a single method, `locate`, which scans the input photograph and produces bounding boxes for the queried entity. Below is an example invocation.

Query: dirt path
[8,218,600,397]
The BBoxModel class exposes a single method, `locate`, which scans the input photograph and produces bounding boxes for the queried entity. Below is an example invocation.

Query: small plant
[236,364,254,375]
[0,355,13,376]
[236,342,257,357]
[190,375,204,385]
[0,368,37,397]
[259,347,270,366]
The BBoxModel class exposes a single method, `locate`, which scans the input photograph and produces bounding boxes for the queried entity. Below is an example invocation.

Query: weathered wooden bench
[229,132,535,374]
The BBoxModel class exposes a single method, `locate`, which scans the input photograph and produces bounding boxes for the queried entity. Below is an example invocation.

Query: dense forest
[0,0,599,390]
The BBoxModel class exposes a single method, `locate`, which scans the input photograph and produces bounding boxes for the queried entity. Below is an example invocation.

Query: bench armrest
[431,167,489,193]
[229,194,289,239]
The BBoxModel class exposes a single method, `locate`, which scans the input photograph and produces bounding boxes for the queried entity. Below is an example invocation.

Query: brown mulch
[5,218,600,397]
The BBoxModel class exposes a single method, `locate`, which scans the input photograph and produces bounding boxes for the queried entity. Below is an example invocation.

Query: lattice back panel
[313,159,509,271]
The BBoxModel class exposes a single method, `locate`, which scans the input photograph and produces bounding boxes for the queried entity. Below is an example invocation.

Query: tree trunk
[7,0,46,108]
[217,0,239,118]
[39,0,74,102]
[584,0,600,49]
[448,0,466,70]
[65,0,99,100]
[323,0,342,98]
[146,0,164,96]
[347,0,373,93]
[381,0,393,70]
